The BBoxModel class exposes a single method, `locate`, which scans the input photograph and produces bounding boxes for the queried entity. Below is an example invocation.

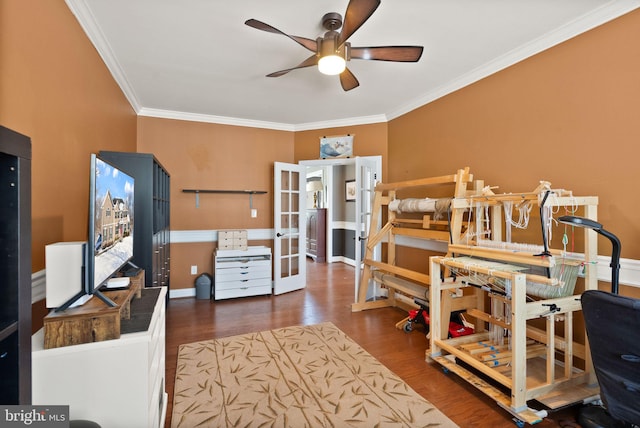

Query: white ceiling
[66,0,638,131]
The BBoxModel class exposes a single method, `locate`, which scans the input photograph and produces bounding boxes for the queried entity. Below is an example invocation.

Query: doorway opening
[299,156,382,301]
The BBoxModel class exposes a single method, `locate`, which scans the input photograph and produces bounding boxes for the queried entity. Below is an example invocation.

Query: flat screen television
[90,154,135,292]
[51,154,135,311]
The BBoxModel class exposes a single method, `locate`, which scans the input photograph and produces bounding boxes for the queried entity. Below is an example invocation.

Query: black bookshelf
[0,126,32,404]
[99,151,170,296]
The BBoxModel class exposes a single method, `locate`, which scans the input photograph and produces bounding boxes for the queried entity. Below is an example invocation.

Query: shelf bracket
[182,189,268,209]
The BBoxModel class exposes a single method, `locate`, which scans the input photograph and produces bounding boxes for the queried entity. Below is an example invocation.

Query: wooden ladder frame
[351,167,476,312]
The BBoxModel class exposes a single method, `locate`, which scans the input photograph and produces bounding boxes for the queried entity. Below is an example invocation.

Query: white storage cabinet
[31,287,167,428]
[214,246,272,300]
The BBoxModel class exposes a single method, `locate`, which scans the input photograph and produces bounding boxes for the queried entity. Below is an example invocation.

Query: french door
[273,162,307,295]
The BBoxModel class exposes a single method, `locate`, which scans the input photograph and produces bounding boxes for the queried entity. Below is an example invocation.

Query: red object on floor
[407,308,473,337]
[448,322,474,337]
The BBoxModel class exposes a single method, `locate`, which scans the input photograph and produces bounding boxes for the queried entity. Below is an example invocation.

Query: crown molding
[65,0,142,112]
[67,0,639,130]
[293,114,388,132]
[138,108,387,132]
[137,108,296,131]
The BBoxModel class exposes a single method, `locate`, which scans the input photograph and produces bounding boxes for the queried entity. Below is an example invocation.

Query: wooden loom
[428,185,600,425]
[351,167,478,313]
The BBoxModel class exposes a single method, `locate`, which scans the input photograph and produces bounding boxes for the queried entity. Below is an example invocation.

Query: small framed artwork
[345,180,356,202]
[320,135,354,159]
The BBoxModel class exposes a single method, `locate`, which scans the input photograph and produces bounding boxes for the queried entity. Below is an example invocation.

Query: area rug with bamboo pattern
[172,322,458,427]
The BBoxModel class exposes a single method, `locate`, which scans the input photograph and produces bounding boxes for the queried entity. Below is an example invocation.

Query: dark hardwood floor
[165,260,579,428]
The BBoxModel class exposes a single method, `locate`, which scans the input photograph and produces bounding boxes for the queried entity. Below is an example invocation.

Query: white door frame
[299,156,382,300]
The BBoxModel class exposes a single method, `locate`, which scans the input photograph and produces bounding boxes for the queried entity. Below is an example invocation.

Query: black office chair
[579,290,640,427]
[557,217,639,427]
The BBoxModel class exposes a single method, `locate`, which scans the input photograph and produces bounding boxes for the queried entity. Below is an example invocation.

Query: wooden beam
[365,260,430,285]
[375,169,473,192]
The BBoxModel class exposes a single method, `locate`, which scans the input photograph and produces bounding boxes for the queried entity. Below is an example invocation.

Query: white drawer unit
[214,246,272,300]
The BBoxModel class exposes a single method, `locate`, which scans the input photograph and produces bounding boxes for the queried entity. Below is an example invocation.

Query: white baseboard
[170,287,196,299]
[332,256,356,267]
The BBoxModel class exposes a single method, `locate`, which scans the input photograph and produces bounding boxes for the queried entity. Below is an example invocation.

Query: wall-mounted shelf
[182,189,267,194]
[182,189,267,208]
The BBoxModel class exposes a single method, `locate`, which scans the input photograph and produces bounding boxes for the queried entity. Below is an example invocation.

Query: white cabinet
[214,246,272,300]
[32,287,167,428]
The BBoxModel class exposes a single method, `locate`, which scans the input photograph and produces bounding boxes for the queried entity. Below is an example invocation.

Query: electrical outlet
[251,209,257,218]
[191,265,197,275]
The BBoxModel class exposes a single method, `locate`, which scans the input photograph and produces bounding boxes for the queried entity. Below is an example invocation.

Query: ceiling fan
[245,0,424,91]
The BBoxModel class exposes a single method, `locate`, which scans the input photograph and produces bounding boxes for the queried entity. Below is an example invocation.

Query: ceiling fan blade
[245,19,317,52]
[338,0,381,47]
[350,46,424,62]
[266,54,318,78]
[340,68,360,91]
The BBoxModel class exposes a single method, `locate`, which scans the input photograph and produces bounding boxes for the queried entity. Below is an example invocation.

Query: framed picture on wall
[345,180,356,202]
[320,135,354,159]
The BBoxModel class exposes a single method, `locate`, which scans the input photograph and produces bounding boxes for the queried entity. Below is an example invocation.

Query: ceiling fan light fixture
[246,0,422,90]
[318,55,346,75]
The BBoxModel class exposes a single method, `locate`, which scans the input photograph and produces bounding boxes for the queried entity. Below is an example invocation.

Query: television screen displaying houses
[92,156,135,290]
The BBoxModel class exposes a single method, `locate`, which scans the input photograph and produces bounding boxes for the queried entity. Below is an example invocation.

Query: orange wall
[136,116,294,288]
[1,0,137,269]
[389,9,640,259]
[137,117,293,230]
[1,1,137,329]
[137,118,388,290]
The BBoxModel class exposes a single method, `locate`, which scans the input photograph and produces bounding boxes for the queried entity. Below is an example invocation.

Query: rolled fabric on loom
[388,197,451,220]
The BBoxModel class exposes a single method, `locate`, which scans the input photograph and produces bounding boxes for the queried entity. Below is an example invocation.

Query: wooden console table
[43,270,144,349]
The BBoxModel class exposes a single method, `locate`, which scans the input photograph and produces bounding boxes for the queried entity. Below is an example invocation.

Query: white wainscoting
[170,228,274,243]
[32,230,640,303]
